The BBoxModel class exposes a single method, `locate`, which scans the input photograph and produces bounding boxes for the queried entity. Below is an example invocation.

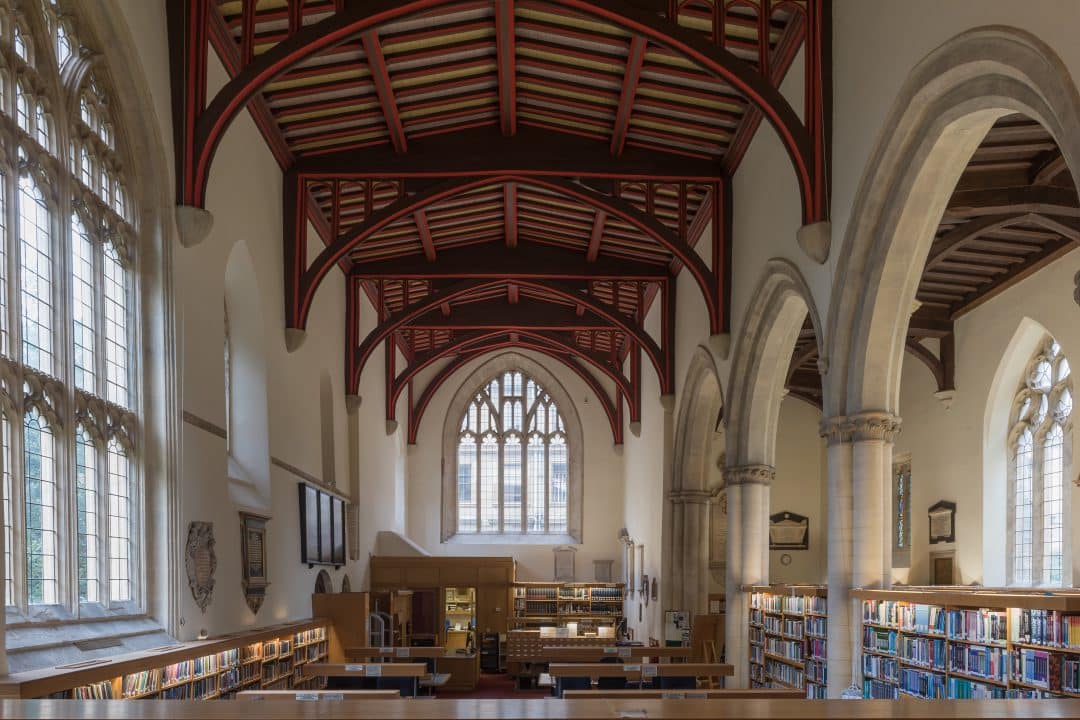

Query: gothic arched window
[455,370,570,536]
[1009,338,1073,586]
[0,4,141,616]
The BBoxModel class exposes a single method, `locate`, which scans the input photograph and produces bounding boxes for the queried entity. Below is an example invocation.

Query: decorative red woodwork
[361,30,409,154]
[495,0,517,136]
[610,36,647,157]
[169,0,831,442]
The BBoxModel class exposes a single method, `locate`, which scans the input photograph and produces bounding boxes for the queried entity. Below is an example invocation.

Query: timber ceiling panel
[191,0,821,442]
[916,114,1078,323]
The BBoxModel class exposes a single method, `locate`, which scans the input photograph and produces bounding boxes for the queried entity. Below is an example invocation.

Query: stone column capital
[722,464,775,486]
[667,489,712,505]
[819,412,902,444]
[846,411,902,442]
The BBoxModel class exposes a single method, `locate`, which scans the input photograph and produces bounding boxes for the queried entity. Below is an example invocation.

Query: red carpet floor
[438,673,550,699]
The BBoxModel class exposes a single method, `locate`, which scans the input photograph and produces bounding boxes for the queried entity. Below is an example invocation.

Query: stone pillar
[723,464,774,687]
[820,417,854,697]
[821,413,900,697]
[667,489,712,619]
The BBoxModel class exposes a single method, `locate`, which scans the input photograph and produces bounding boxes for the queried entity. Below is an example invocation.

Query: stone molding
[667,489,713,505]
[819,412,902,444]
[723,464,775,486]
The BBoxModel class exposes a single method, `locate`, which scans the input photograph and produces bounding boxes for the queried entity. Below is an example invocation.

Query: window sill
[445,533,579,546]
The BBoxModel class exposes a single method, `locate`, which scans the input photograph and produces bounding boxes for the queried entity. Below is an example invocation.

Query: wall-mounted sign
[185,521,216,612]
[928,500,957,544]
[769,511,809,550]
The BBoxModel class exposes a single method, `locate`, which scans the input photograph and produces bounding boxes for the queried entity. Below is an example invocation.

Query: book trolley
[854,587,1080,699]
[746,584,827,698]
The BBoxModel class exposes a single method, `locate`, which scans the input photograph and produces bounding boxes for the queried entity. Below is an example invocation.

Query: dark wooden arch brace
[287,174,717,335]
[348,278,669,396]
[388,328,636,422]
[180,0,822,224]
[406,340,624,445]
[904,334,956,394]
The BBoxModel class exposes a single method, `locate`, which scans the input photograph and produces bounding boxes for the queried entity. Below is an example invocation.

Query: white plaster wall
[405,348,625,582]
[117,4,397,638]
[893,246,1080,587]
[769,397,827,584]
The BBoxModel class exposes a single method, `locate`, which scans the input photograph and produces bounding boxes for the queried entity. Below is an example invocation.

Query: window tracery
[1009,338,1073,586]
[0,1,140,615]
[454,370,570,536]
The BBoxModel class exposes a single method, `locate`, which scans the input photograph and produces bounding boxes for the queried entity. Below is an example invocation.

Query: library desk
[559,688,803,699]
[344,647,446,660]
[547,663,733,679]
[7,699,1080,719]
[301,663,428,678]
[541,647,692,663]
[234,690,401,700]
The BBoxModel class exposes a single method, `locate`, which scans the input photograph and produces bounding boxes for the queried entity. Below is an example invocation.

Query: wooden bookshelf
[853,587,1080,699]
[745,584,827,699]
[512,582,625,630]
[0,619,330,700]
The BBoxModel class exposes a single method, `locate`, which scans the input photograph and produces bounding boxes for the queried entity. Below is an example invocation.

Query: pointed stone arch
[826,26,1080,418]
[664,346,725,619]
[723,258,823,688]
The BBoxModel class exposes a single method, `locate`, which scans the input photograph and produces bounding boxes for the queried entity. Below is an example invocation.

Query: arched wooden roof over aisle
[784,113,1079,408]
[167,0,831,443]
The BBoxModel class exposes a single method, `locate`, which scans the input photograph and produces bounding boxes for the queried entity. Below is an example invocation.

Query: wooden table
[4,699,1080,718]
[235,690,402,701]
[547,663,733,680]
[344,647,446,661]
[560,688,802,699]
[541,647,692,663]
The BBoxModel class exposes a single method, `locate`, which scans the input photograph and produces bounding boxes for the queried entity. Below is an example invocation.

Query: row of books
[750,644,764,665]
[947,677,1007,699]
[765,637,803,662]
[262,658,293,683]
[1012,608,1080,648]
[862,600,946,635]
[808,638,827,661]
[766,658,804,688]
[863,678,899,699]
[123,670,159,697]
[947,609,1007,645]
[294,627,327,645]
[899,635,946,670]
[899,667,946,699]
[864,627,896,656]
[863,654,899,683]
[806,616,827,638]
[73,681,113,699]
[948,643,1007,682]
[807,658,827,685]
[807,596,827,616]
[1013,647,1053,689]
[806,681,827,699]
[749,626,764,645]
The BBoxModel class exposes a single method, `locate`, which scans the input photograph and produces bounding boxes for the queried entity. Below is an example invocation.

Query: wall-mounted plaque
[240,512,271,614]
[928,500,956,544]
[554,546,577,581]
[769,511,809,550]
[185,522,216,612]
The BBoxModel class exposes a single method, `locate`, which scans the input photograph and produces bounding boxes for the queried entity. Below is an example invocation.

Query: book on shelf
[72,681,114,699]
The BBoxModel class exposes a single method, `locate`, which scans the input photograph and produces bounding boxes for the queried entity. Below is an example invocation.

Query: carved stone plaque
[185,522,216,612]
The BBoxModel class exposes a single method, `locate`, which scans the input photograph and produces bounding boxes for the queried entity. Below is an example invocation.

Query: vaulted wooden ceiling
[786,113,1079,408]
[170,0,830,443]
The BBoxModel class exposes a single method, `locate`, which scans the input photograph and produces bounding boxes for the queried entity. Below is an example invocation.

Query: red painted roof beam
[610,35,647,157]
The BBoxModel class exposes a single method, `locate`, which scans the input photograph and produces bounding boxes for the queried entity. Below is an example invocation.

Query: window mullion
[497,438,504,534]
[544,436,551,534]
[519,438,526,535]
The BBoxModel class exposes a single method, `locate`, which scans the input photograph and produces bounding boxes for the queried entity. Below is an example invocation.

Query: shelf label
[555,628,570,638]
[684,692,708,699]
[642,664,658,678]
[321,692,344,701]
[623,664,642,673]
[295,693,320,701]
[395,647,410,658]
[344,664,363,672]
[618,647,632,658]
[366,665,383,677]
[379,647,393,654]
[661,692,685,700]
[603,647,617,655]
